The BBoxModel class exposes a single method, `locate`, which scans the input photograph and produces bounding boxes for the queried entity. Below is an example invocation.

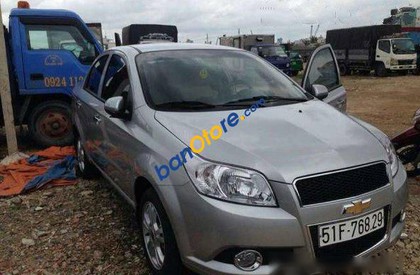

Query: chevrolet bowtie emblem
[343,199,372,215]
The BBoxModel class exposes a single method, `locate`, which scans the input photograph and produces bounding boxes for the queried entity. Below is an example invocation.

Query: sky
[1,0,418,44]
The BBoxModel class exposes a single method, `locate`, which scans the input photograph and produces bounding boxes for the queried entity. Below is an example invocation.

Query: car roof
[128,43,242,53]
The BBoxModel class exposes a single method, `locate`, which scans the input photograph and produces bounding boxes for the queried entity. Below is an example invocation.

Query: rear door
[302,44,347,112]
[19,19,100,95]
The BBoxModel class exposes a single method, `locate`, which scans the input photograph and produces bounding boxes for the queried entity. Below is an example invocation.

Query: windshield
[260,46,287,57]
[392,39,416,54]
[136,50,308,111]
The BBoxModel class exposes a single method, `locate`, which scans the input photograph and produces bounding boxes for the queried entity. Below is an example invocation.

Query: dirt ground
[1,74,420,274]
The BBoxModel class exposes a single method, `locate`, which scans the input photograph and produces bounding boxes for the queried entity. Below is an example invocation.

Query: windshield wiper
[221,95,307,106]
[155,101,216,110]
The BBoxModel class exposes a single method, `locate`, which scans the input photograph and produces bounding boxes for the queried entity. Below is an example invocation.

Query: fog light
[234,250,263,271]
[400,210,406,222]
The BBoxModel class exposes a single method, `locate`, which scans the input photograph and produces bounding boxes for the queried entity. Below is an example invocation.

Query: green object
[289,52,303,76]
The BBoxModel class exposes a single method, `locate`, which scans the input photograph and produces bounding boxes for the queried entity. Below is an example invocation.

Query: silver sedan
[72,43,407,274]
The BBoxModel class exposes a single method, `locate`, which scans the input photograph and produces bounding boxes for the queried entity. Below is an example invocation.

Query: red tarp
[0,146,76,197]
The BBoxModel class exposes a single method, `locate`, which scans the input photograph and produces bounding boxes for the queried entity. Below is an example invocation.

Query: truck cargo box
[326,25,401,50]
[122,24,178,45]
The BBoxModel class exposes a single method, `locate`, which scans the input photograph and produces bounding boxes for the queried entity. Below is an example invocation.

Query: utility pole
[0,1,18,155]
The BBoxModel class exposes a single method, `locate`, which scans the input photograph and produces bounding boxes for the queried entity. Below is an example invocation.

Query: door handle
[75,100,82,108]
[94,115,102,124]
[30,73,44,81]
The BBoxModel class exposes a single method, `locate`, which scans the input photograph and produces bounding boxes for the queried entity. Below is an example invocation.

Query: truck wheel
[29,101,73,147]
[359,70,370,76]
[414,68,420,75]
[339,64,347,76]
[375,63,387,77]
[140,189,183,275]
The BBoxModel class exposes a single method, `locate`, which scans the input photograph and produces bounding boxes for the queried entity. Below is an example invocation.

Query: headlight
[390,58,398,66]
[185,156,277,206]
[380,138,399,177]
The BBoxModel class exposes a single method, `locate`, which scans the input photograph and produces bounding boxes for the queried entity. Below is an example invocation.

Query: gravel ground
[1,74,420,274]
[0,179,151,274]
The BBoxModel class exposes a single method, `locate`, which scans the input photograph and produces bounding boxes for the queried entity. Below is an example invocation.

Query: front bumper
[390,64,416,70]
[161,162,408,275]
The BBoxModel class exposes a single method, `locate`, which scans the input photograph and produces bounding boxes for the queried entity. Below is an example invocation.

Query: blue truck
[1,5,103,146]
[219,34,291,75]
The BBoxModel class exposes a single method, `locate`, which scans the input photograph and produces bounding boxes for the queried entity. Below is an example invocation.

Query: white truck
[326,25,417,76]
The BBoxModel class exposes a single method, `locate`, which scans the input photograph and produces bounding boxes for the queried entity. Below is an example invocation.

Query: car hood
[154,101,388,183]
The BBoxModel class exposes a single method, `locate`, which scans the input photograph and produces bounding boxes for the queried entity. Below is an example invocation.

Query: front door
[302,44,347,112]
[95,53,135,197]
[20,20,100,95]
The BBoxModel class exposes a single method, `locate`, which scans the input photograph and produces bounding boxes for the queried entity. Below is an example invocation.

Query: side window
[378,40,390,53]
[101,55,130,101]
[84,55,109,96]
[305,48,340,92]
[25,24,98,64]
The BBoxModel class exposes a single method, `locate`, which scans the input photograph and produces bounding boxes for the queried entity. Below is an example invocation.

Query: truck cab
[249,44,291,75]
[219,34,292,75]
[375,37,417,75]
[4,7,103,146]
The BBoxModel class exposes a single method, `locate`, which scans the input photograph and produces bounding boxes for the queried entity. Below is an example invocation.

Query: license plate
[318,209,385,247]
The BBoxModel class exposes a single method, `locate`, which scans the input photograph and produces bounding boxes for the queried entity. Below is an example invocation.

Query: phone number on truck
[44,76,84,88]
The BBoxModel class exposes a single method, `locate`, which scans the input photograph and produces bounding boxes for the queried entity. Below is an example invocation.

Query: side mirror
[311,84,329,100]
[104,96,125,117]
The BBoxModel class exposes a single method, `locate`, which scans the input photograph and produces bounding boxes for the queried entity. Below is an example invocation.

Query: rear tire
[28,101,73,147]
[75,136,99,179]
[339,63,348,76]
[375,63,387,77]
[140,189,183,275]
[359,70,370,76]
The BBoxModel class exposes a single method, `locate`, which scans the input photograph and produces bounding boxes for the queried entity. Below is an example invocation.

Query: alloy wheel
[142,201,166,270]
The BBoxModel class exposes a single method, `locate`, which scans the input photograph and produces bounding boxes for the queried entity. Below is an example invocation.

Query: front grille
[398,59,414,65]
[309,207,389,262]
[295,163,389,206]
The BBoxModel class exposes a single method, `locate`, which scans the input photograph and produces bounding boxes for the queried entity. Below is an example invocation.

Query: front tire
[140,189,182,275]
[375,63,388,77]
[28,101,73,147]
